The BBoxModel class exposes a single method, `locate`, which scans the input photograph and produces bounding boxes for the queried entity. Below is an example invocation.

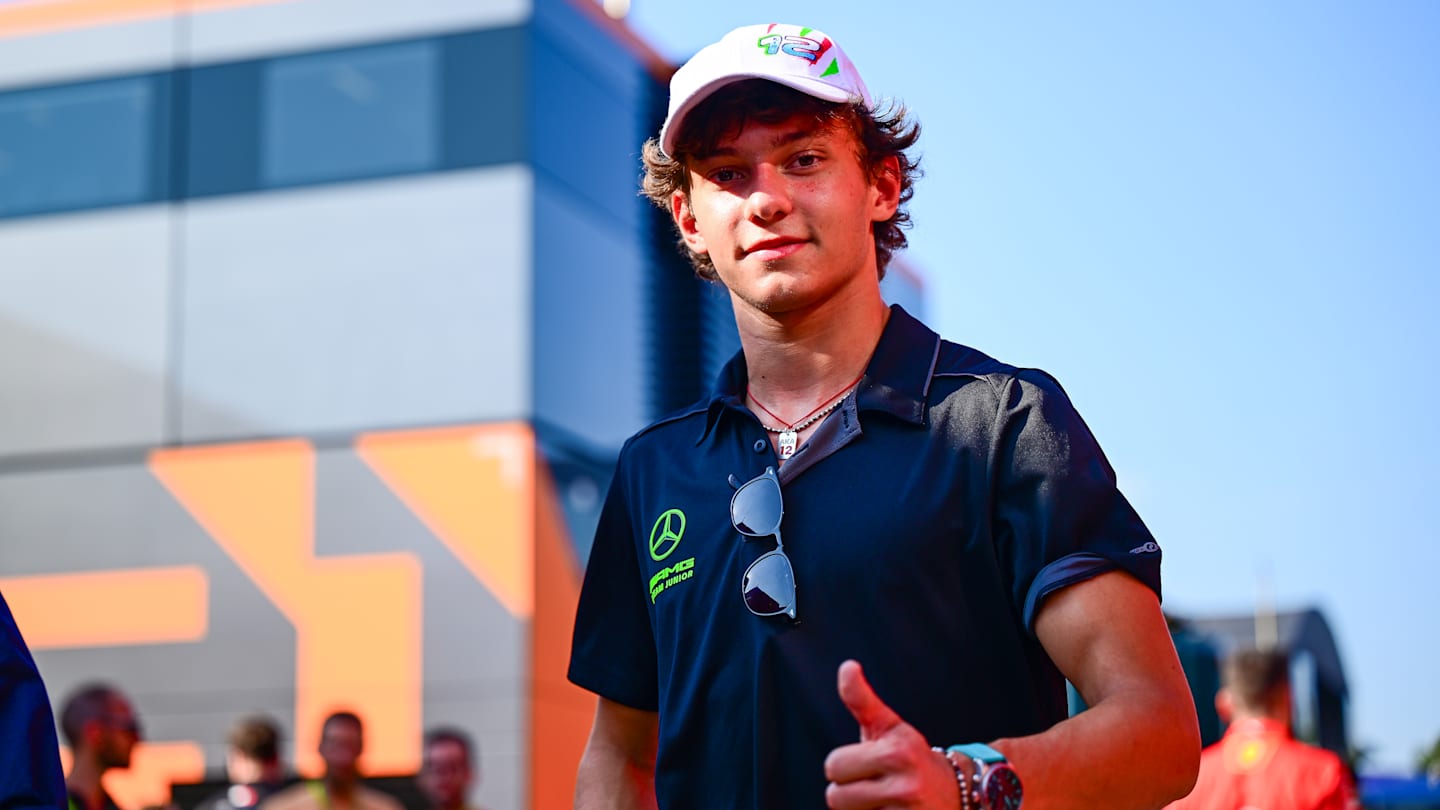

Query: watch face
[981,763,1023,810]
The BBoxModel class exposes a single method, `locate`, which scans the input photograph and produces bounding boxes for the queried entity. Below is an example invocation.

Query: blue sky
[623,2,1439,773]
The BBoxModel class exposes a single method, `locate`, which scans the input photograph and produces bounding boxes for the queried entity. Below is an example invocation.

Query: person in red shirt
[1168,648,1357,810]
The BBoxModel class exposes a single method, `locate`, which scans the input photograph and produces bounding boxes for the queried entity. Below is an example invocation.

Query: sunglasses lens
[742,551,795,617]
[732,477,782,537]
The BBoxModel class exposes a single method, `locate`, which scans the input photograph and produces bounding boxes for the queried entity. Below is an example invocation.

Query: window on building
[0,76,164,219]
[261,40,439,187]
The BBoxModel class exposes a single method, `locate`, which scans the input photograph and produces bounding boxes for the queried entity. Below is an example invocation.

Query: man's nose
[744,165,793,223]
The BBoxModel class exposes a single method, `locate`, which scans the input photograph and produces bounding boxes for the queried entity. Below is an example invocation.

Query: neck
[735,285,890,415]
[1232,710,1291,731]
[325,774,356,799]
[67,756,107,806]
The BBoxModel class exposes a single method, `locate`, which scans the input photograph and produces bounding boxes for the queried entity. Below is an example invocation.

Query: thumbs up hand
[823,660,961,809]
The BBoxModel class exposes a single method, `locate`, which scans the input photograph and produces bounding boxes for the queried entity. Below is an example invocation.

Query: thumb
[837,659,903,741]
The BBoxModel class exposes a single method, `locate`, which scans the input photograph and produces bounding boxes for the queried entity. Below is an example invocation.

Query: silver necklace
[758,394,849,459]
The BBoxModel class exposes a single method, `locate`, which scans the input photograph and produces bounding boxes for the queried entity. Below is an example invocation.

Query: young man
[416,728,478,810]
[1166,649,1357,810]
[264,712,403,810]
[569,23,1200,809]
[61,684,141,810]
[195,715,287,810]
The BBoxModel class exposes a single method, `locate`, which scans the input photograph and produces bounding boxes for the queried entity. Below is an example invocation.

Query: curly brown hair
[641,79,921,282]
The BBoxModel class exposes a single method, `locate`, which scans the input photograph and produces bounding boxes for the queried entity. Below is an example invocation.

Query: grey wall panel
[0,17,177,92]
[180,165,535,441]
[0,207,170,457]
[178,167,533,443]
[183,0,530,66]
[533,177,646,449]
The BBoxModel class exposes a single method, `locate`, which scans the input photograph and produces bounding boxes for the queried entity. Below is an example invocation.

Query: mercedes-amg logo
[649,509,686,561]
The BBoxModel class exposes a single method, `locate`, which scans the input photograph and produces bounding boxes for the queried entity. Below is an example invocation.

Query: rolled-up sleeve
[990,369,1162,633]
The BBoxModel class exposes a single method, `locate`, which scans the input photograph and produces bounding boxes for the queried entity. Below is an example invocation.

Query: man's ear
[870,155,902,222]
[672,190,708,255]
[1214,688,1234,724]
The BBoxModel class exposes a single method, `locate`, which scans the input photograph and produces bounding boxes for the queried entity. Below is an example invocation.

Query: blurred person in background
[1166,648,1357,810]
[61,683,141,810]
[0,590,66,808]
[197,715,288,810]
[415,728,478,810]
[263,711,401,810]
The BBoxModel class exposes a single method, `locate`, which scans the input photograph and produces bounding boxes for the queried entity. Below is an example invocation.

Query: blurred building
[0,1,927,808]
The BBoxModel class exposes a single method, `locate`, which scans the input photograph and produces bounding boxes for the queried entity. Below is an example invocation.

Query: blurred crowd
[61,686,479,810]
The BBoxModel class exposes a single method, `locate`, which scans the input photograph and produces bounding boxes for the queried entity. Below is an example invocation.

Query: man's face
[318,719,363,782]
[95,696,140,769]
[417,739,472,809]
[673,112,899,320]
[225,750,264,785]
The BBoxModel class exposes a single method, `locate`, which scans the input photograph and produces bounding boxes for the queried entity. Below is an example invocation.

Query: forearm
[574,745,658,810]
[1012,572,1201,810]
[574,698,660,810]
[991,682,1199,809]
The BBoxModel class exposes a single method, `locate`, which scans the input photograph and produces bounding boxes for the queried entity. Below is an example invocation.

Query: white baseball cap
[659,23,873,157]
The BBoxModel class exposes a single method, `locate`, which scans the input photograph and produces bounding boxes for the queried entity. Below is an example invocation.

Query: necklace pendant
[777,429,798,459]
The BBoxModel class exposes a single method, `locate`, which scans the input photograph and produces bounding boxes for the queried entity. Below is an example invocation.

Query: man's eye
[794,154,821,168]
[711,168,739,183]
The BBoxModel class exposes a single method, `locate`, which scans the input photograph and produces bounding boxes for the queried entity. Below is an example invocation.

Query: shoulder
[624,399,709,447]
[929,339,1074,402]
[357,786,405,810]
[608,399,712,478]
[1279,737,1349,773]
[259,783,315,810]
[928,339,1080,422]
[932,338,1018,383]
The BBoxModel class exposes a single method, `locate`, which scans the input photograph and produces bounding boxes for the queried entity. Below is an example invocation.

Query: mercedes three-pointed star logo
[649,509,686,561]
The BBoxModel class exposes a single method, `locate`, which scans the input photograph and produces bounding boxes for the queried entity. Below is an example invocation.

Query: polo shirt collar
[697,304,940,445]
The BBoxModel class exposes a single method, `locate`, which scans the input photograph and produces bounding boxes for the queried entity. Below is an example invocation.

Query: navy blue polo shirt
[568,305,1161,809]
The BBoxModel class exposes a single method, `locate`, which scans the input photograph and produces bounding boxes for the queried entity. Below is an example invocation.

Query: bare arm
[993,570,1201,809]
[575,698,660,810]
[823,571,1198,810]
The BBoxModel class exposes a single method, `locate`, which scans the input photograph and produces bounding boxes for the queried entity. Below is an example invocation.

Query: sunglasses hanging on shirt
[730,466,797,621]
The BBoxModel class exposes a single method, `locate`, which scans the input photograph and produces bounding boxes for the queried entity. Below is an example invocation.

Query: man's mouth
[744,238,807,261]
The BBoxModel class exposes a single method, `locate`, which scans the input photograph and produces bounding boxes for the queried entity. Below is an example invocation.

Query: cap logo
[755,31,832,64]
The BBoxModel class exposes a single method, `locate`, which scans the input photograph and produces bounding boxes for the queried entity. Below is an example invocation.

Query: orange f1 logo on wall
[0,422,559,808]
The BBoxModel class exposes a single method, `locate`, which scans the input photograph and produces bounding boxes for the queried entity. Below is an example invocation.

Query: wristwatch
[947,743,1023,810]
